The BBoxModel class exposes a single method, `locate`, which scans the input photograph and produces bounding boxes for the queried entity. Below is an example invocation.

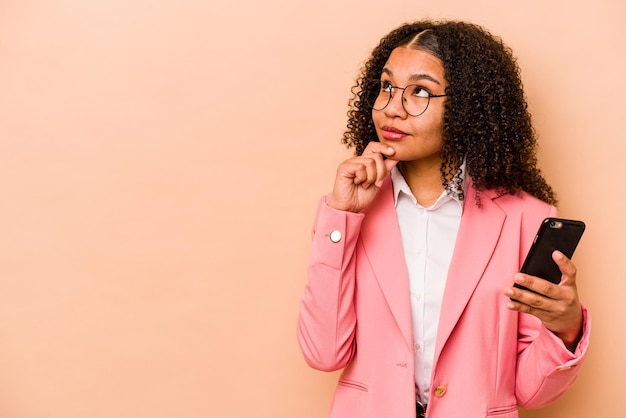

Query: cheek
[371,112,384,134]
[425,111,445,135]
[409,116,443,137]
[371,110,380,126]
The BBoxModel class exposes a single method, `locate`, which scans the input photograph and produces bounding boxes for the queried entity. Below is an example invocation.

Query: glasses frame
[365,79,447,117]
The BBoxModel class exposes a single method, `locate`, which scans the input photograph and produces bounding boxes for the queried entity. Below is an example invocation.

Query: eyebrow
[381,68,442,85]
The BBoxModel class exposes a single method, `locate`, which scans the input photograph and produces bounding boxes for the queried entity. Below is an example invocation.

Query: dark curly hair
[342,20,557,205]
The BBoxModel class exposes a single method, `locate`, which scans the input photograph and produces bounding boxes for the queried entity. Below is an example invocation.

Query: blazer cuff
[543,303,591,365]
[310,196,365,270]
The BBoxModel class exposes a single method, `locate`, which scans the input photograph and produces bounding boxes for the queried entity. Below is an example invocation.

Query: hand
[505,250,584,352]
[327,143,398,213]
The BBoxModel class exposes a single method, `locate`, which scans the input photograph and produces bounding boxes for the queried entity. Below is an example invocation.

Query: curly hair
[342,20,557,205]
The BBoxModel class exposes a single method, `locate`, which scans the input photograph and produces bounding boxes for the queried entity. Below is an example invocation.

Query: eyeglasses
[364,80,447,116]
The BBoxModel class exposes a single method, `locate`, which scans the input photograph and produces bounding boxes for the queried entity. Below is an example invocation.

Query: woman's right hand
[327,143,398,213]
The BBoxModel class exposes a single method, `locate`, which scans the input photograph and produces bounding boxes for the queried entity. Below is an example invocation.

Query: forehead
[382,47,446,84]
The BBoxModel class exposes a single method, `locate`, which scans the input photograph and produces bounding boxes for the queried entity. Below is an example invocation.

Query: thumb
[384,158,399,171]
[553,250,577,286]
[374,158,399,188]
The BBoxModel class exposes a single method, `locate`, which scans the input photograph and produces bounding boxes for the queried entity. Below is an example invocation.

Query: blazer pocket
[330,379,369,417]
[486,405,518,417]
[337,378,368,392]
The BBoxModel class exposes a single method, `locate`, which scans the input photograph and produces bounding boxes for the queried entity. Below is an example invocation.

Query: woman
[297,20,590,418]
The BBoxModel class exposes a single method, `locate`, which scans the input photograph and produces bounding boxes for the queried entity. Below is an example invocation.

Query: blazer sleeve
[296,197,364,372]
[514,202,591,407]
[515,305,591,408]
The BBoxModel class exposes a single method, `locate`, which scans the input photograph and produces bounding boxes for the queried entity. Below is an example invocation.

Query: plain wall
[0,0,624,417]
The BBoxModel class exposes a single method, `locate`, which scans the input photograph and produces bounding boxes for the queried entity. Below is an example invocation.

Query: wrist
[555,319,584,353]
[327,197,356,213]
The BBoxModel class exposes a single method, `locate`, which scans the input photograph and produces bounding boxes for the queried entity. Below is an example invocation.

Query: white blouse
[391,166,465,403]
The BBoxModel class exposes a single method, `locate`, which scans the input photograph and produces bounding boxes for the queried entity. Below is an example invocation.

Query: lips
[381,126,408,141]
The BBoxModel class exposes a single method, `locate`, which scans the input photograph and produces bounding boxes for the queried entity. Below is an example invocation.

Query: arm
[505,230,591,406]
[514,304,591,408]
[297,143,398,371]
[296,199,364,371]
[504,206,591,406]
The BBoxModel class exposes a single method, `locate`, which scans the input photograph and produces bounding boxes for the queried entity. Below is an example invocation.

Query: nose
[383,88,408,117]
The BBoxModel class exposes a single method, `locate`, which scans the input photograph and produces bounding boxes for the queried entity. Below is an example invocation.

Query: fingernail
[514,274,524,283]
[504,288,514,296]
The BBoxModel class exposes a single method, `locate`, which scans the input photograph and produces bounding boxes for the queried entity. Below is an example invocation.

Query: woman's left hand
[504,250,584,352]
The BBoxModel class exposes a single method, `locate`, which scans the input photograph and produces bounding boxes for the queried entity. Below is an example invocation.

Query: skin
[505,251,583,352]
[327,46,583,352]
[329,47,448,211]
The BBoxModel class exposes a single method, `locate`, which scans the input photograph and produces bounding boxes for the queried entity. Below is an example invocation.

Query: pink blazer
[297,178,590,418]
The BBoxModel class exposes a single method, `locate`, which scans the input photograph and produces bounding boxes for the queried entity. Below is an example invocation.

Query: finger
[384,158,399,172]
[361,157,378,189]
[363,143,396,158]
[337,160,366,185]
[373,157,399,187]
[506,297,544,317]
[380,145,396,158]
[512,273,558,298]
[505,283,552,309]
[339,157,382,189]
[505,283,583,342]
[360,147,394,187]
[504,285,562,325]
[369,153,390,187]
[352,163,369,186]
[552,251,578,285]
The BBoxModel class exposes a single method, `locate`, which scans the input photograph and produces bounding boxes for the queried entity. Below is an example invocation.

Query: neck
[398,161,445,207]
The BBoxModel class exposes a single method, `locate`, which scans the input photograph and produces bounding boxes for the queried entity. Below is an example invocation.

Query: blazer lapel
[359,178,507,357]
[360,178,414,352]
[434,185,506,360]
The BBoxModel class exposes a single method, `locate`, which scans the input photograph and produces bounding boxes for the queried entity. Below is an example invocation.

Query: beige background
[0,0,623,417]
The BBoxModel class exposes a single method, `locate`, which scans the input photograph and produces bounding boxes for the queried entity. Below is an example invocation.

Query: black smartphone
[514,217,586,291]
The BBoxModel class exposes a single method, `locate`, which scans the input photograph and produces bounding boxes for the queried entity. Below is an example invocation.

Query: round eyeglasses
[364,80,447,117]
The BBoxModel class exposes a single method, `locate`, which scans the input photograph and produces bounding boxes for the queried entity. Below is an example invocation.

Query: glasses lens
[403,85,430,116]
[363,81,431,116]
[364,80,391,111]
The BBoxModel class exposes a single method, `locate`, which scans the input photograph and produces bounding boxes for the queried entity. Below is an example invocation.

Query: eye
[381,80,393,93]
[410,86,431,98]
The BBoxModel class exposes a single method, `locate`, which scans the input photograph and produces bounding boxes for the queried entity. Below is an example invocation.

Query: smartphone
[514,217,586,292]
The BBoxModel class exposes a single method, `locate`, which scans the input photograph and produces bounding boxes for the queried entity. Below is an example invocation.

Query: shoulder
[471,188,557,255]
[487,190,557,239]
[467,182,556,229]
[465,177,555,218]
[464,176,556,216]
[491,190,555,215]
